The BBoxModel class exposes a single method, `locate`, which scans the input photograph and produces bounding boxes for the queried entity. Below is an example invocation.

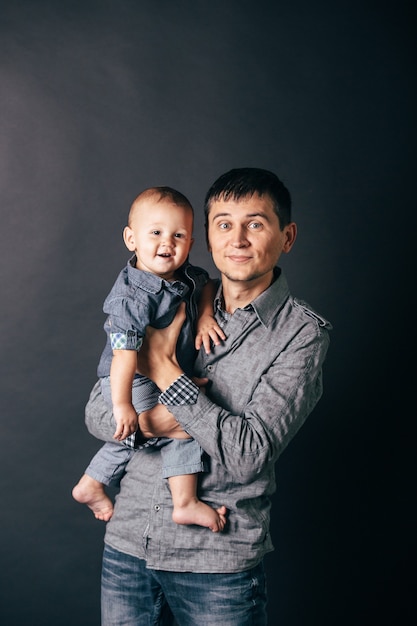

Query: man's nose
[230,226,249,247]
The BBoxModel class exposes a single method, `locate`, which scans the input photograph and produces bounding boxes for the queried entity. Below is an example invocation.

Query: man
[85,167,332,625]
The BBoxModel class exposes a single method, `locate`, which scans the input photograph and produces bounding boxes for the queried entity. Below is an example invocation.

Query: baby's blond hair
[128,186,194,226]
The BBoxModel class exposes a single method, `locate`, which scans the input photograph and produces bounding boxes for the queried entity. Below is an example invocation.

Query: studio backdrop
[0,1,414,625]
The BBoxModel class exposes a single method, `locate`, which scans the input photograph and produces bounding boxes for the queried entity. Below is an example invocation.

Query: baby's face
[124,200,194,280]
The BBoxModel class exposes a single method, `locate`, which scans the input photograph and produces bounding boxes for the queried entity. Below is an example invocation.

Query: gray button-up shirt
[84,269,331,573]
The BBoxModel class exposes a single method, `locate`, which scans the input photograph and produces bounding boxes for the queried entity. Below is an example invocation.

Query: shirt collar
[214,267,290,328]
[127,255,188,296]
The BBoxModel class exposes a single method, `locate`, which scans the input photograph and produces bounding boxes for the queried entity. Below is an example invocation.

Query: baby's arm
[195,279,226,354]
[110,349,140,440]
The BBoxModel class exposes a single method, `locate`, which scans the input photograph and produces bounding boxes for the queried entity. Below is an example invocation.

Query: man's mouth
[227,255,251,263]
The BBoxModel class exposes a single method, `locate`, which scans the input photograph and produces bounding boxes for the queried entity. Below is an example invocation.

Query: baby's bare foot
[72,474,114,522]
[172,501,227,532]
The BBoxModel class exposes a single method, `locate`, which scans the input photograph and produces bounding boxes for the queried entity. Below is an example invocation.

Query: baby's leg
[72,474,114,522]
[168,474,227,532]
[72,441,134,522]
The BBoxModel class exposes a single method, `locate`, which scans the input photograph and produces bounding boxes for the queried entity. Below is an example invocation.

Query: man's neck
[221,272,274,314]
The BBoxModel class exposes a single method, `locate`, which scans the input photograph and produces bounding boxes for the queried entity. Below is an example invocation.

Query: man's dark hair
[204,168,292,233]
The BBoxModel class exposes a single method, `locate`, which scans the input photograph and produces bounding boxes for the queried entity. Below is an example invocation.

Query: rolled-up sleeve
[158,375,199,407]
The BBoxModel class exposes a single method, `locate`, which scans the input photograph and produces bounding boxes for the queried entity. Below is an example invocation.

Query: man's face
[207,193,296,286]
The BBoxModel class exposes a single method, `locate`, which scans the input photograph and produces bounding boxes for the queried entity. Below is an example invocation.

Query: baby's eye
[174,233,186,238]
[151,230,161,235]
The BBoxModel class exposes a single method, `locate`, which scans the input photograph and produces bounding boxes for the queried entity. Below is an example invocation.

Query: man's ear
[283,222,297,254]
[123,226,136,252]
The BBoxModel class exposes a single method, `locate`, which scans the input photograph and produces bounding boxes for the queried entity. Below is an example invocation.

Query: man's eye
[248,222,262,229]
[218,222,230,230]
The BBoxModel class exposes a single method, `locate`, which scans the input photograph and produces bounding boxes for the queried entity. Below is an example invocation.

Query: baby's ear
[123,226,136,251]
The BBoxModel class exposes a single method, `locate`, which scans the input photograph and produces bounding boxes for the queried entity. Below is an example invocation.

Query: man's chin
[222,271,259,282]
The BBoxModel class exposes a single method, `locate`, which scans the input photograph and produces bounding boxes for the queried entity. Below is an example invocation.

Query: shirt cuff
[158,374,199,406]
[110,330,143,350]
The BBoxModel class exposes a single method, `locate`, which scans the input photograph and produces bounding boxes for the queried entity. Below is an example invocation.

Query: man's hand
[139,403,191,440]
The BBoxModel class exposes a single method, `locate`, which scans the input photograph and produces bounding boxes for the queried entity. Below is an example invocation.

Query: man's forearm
[136,304,186,391]
[85,380,117,443]
[139,350,183,392]
[151,362,183,392]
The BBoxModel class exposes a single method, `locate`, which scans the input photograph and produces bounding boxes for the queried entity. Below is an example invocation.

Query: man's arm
[85,380,119,443]
[171,331,330,482]
[136,304,331,483]
[135,302,187,391]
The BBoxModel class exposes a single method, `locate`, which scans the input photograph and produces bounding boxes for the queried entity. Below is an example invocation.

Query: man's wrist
[158,374,199,406]
[152,360,184,392]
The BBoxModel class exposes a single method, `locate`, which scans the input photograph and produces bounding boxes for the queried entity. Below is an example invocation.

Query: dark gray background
[0,1,414,624]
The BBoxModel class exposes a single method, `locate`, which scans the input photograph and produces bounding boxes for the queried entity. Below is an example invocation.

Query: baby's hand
[113,404,139,441]
[195,315,226,354]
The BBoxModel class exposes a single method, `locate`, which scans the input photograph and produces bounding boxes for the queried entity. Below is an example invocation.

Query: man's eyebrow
[210,212,231,220]
[211,211,271,220]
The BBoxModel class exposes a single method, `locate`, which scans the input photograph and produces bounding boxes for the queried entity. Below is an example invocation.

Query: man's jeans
[101,544,268,626]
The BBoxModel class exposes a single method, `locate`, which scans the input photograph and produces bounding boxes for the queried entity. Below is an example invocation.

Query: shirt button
[207,365,213,372]
[154,505,161,511]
